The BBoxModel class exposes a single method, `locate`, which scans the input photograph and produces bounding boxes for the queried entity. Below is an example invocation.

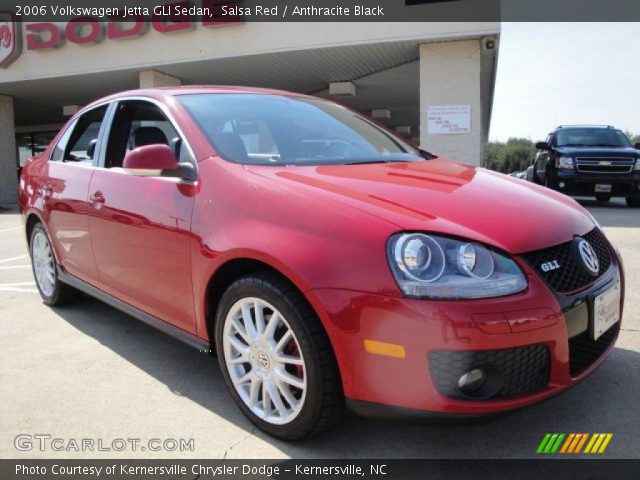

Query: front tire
[215,272,344,440]
[626,195,640,208]
[30,223,79,305]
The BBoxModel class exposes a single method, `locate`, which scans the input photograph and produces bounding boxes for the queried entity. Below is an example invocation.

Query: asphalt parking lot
[1,198,639,460]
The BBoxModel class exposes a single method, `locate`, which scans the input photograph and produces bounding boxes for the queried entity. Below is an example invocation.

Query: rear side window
[50,105,108,164]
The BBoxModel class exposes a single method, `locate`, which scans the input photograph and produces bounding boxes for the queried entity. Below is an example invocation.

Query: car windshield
[178,93,423,165]
[556,128,631,148]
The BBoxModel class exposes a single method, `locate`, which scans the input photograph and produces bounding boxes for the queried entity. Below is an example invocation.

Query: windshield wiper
[345,159,413,165]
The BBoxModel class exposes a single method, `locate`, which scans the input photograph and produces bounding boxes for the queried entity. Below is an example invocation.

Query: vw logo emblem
[257,351,270,370]
[577,239,599,276]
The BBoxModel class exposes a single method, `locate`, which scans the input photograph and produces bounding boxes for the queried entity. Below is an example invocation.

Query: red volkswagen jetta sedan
[19,87,624,439]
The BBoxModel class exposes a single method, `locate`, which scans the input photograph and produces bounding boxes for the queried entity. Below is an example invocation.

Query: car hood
[246,159,596,254]
[555,146,639,158]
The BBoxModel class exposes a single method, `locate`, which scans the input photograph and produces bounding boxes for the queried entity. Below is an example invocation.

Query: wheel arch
[25,211,43,245]
[24,210,62,266]
[204,256,312,348]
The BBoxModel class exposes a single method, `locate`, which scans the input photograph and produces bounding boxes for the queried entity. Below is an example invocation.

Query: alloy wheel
[32,231,56,297]
[222,297,307,425]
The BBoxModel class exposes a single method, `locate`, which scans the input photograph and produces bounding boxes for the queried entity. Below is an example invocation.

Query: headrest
[129,126,168,149]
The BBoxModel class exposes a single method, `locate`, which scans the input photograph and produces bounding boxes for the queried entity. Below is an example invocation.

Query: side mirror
[535,141,551,151]
[123,144,179,177]
[634,142,640,150]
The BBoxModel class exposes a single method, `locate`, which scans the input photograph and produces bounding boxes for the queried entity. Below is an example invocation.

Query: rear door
[87,99,197,333]
[42,104,110,283]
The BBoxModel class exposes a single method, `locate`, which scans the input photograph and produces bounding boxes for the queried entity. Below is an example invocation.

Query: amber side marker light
[363,339,406,359]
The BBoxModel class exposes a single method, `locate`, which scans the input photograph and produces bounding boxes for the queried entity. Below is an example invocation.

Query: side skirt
[57,267,212,354]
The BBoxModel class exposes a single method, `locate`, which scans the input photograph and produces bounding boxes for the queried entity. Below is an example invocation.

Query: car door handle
[90,191,105,204]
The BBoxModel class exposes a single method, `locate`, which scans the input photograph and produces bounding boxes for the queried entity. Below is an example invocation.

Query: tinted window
[178,94,422,165]
[556,128,631,148]
[51,106,108,164]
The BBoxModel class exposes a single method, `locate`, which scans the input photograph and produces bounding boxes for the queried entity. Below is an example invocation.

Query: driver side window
[104,100,190,169]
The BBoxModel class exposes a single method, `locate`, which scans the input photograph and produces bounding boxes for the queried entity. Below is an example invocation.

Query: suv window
[104,100,187,169]
[556,128,631,148]
[51,105,108,164]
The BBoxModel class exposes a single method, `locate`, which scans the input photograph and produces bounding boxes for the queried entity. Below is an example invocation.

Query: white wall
[419,39,485,165]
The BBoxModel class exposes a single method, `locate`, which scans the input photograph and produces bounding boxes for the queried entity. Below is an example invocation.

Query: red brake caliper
[286,340,304,379]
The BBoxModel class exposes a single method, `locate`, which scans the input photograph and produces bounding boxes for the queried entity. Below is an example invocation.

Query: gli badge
[0,12,22,68]
[573,237,599,277]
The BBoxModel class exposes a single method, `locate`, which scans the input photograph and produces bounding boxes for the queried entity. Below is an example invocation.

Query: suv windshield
[178,93,422,165]
[556,128,631,148]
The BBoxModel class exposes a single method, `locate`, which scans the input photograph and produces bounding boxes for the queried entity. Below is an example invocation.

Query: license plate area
[590,282,621,341]
[595,184,612,193]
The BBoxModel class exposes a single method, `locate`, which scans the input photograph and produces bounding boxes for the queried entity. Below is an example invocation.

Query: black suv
[533,125,640,207]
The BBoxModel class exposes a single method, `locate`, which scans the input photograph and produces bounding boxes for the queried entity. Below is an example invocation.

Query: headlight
[556,156,574,169]
[635,158,640,170]
[388,233,527,299]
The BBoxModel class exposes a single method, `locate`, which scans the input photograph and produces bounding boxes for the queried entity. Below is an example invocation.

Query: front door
[87,100,197,333]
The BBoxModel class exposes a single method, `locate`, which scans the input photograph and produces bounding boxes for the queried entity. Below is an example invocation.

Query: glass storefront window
[15,131,58,167]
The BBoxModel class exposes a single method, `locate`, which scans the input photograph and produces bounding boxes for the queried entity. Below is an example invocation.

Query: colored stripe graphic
[537,433,552,453]
[537,433,565,453]
[537,433,613,454]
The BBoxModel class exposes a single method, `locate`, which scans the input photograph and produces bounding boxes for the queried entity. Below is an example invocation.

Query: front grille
[521,228,612,294]
[428,344,550,400]
[575,157,634,174]
[568,323,618,377]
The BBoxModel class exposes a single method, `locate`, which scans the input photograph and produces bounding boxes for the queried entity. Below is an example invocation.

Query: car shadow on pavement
[51,296,640,459]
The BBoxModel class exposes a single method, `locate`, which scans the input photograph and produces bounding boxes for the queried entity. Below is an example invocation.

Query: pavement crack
[222,428,255,460]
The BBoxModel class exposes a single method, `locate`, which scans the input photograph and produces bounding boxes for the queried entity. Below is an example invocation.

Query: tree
[482,138,536,173]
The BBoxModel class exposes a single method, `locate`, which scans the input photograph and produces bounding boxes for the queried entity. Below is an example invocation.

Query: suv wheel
[215,272,344,440]
[626,196,640,208]
[595,194,611,202]
[30,223,79,305]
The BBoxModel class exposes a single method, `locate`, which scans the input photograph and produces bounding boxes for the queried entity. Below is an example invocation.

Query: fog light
[457,368,486,395]
[559,182,566,189]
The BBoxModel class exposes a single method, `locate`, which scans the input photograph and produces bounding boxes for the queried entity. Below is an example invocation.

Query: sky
[489,23,640,142]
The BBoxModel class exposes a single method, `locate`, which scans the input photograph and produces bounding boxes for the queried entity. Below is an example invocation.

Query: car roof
[80,85,312,113]
[553,125,617,131]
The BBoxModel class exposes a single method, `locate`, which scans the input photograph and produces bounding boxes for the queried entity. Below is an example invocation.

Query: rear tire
[626,196,640,208]
[595,194,611,202]
[29,223,79,306]
[215,272,344,440]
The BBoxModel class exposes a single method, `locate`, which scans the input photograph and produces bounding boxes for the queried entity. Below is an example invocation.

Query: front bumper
[556,169,640,196]
[309,256,623,416]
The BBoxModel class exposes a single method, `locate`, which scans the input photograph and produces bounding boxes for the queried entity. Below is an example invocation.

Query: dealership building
[0,20,500,207]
